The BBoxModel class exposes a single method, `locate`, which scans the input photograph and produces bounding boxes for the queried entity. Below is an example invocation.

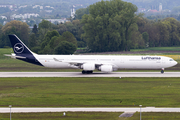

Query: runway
[1,107,180,113]
[0,72,180,77]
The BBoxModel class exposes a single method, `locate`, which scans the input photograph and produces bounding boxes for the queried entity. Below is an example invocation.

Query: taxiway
[0,72,180,77]
[1,107,180,113]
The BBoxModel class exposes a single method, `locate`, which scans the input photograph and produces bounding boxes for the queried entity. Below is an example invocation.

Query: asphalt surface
[0,72,180,77]
[1,107,180,113]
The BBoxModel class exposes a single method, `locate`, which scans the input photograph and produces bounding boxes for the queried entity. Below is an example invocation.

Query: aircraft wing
[53,58,118,71]
[53,58,102,66]
[53,58,82,66]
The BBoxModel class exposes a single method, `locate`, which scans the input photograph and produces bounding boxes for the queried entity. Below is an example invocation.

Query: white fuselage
[35,55,177,70]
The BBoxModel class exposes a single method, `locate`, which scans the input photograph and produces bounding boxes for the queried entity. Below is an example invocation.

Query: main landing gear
[161,68,164,74]
[82,70,93,74]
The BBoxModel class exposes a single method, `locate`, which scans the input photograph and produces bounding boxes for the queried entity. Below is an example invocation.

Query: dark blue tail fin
[8,34,43,66]
[8,34,33,55]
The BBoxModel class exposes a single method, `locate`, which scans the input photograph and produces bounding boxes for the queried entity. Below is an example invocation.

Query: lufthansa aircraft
[5,34,177,74]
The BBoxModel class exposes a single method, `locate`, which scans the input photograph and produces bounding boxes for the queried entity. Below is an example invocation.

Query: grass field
[1,77,180,107]
[0,112,180,120]
[131,47,180,52]
[130,112,180,120]
[0,112,122,120]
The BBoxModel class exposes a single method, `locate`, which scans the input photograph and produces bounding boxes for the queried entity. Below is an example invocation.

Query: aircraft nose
[174,61,178,66]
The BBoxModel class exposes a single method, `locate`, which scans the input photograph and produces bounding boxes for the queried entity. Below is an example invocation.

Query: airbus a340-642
[5,34,177,74]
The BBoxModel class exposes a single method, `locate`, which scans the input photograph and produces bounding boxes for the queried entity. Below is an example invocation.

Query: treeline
[137,17,180,47]
[77,0,180,52]
[0,0,180,54]
[0,19,85,54]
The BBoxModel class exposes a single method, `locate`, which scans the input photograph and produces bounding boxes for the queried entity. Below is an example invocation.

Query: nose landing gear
[161,68,164,74]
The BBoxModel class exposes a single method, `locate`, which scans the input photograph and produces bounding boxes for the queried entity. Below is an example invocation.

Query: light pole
[139,105,142,120]
[9,105,12,120]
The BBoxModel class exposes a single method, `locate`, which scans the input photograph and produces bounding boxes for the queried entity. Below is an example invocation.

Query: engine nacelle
[81,63,95,71]
[99,65,113,72]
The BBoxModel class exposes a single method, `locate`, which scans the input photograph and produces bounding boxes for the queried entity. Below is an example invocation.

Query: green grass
[1,77,180,107]
[1,112,180,120]
[128,112,180,120]
[0,58,82,72]
[131,47,180,52]
[0,112,122,120]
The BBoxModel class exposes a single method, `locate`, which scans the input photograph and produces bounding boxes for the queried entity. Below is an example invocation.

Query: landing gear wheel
[82,70,86,74]
[161,70,164,74]
[82,70,93,74]
[88,71,93,74]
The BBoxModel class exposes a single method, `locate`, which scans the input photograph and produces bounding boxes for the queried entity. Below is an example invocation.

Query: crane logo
[14,43,24,53]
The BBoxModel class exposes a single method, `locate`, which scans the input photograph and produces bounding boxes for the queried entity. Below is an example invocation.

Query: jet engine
[81,63,95,71]
[99,65,113,72]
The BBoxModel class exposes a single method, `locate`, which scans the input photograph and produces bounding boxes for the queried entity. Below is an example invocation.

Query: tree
[131,31,145,49]
[142,32,149,47]
[157,21,170,46]
[72,20,86,47]
[82,0,138,52]
[136,17,161,47]
[45,30,60,40]
[75,7,89,19]
[38,19,52,30]
[57,24,68,35]
[62,31,77,46]
[49,36,64,48]
[28,33,37,49]
[2,20,30,46]
[39,30,77,54]
[54,41,76,54]
[162,18,180,46]
[32,24,38,34]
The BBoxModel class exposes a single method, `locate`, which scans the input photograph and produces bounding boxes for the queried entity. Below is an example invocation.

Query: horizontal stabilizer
[4,54,26,59]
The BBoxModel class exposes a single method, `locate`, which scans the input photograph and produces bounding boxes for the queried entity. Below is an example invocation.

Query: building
[45,18,69,24]
[149,10,159,13]
[71,5,76,19]
[138,8,146,12]
[159,3,162,12]
[0,16,7,19]
[33,5,43,9]
[0,4,13,8]
[11,13,39,19]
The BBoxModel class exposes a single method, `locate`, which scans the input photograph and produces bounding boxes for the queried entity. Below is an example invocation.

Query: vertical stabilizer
[8,34,43,66]
[8,34,33,55]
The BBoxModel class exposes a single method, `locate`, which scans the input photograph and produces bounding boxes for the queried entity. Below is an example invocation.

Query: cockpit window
[170,59,174,61]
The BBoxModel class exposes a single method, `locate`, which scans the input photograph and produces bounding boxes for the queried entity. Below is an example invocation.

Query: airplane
[5,34,178,74]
